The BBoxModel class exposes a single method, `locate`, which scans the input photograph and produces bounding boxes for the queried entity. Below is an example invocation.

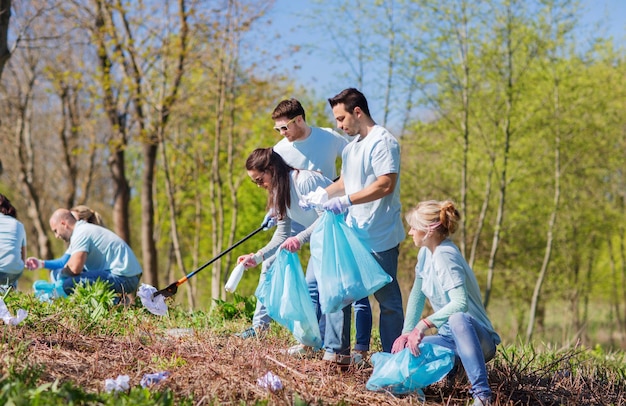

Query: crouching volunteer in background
[391,200,501,406]
[0,194,26,290]
[42,208,142,298]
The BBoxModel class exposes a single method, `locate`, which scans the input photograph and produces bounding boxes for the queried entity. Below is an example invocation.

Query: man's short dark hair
[328,88,371,118]
[271,98,306,122]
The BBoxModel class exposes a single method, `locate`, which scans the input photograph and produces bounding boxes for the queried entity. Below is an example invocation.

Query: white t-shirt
[0,214,26,274]
[342,125,405,252]
[273,127,348,179]
[69,221,142,277]
[259,170,332,260]
[416,241,500,342]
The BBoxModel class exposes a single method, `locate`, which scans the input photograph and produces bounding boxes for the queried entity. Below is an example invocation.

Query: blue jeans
[422,312,498,401]
[305,256,372,351]
[252,256,273,329]
[0,272,21,289]
[61,270,141,296]
[372,246,404,352]
[325,245,402,355]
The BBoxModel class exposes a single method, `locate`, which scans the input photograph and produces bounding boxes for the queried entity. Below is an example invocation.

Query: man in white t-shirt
[238,99,373,362]
[320,88,405,361]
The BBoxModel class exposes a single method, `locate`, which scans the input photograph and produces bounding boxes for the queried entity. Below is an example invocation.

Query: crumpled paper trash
[140,371,170,388]
[257,371,283,392]
[0,298,27,325]
[137,284,168,316]
[104,374,130,393]
[299,186,328,209]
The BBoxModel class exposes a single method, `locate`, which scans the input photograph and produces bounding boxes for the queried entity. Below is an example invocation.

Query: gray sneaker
[472,396,492,406]
[351,350,370,368]
[234,326,267,339]
[283,344,318,358]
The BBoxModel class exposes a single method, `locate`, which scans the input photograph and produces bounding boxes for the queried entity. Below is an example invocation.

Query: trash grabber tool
[153,226,264,298]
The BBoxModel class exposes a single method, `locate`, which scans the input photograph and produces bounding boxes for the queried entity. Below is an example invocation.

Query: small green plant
[212,293,256,321]
[151,354,187,370]
[69,279,117,323]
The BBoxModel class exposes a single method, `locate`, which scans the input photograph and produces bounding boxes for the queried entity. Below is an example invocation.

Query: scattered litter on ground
[165,328,194,338]
[257,371,283,392]
[0,297,27,325]
[104,374,130,393]
[140,371,170,388]
[137,284,168,316]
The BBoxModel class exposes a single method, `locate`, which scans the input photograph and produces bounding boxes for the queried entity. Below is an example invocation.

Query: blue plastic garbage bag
[366,344,456,396]
[255,249,322,349]
[310,211,392,314]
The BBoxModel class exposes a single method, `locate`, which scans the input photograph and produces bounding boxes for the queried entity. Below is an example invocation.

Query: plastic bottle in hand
[224,263,246,292]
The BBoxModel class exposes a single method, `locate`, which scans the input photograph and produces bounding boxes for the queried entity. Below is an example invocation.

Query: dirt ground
[16,321,625,405]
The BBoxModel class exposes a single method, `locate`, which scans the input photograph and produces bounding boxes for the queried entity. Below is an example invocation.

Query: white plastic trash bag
[0,298,27,325]
[299,186,329,208]
[137,284,168,316]
[104,374,130,393]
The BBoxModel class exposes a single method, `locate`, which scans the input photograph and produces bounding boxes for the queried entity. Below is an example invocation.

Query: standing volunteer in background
[392,200,500,406]
[238,99,373,362]
[0,194,26,289]
[316,88,405,358]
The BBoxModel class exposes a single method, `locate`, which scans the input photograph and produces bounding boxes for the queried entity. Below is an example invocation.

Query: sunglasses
[273,116,298,133]
[251,173,265,185]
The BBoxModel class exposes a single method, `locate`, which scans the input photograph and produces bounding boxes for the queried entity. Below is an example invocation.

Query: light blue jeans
[325,245,404,355]
[305,256,372,351]
[422,312,498,401]
[252,257,273,329]
[61,270,141,296]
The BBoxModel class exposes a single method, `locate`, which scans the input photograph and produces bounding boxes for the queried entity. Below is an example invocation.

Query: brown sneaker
[323,351,352,368]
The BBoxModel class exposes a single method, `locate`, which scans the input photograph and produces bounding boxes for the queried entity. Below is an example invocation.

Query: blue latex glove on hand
[261,211,276,230]
[322,195,352,214]
[280,237,301,252]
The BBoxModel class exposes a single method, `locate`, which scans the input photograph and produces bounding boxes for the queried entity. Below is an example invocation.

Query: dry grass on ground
[13,320,626,405]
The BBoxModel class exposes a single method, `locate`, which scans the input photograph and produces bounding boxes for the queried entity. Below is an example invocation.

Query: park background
[0,0,625,351]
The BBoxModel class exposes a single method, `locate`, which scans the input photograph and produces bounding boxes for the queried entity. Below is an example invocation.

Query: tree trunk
[0,0,10,80]
[141,141,158,287]
[527,106,561,341]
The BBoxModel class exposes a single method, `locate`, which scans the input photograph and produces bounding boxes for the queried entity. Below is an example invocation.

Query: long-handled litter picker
[153,226,264,298]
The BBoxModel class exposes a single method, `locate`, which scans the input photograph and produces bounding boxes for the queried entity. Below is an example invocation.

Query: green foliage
[212,293,256,322]
[0,363,189,405]
[68,280,118,326]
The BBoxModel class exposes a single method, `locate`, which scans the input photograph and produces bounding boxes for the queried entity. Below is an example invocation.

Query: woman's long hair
[0,194,17,218]
[245,148,295,219]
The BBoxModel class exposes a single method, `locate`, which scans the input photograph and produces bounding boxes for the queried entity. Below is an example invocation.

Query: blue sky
[260,0,625,91]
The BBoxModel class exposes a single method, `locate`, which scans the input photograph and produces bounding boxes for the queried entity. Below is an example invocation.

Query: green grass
[0,285,624,405]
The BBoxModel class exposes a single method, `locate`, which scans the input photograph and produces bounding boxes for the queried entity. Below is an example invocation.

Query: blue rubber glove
[322,195,352,214]
[261,211,276,230]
